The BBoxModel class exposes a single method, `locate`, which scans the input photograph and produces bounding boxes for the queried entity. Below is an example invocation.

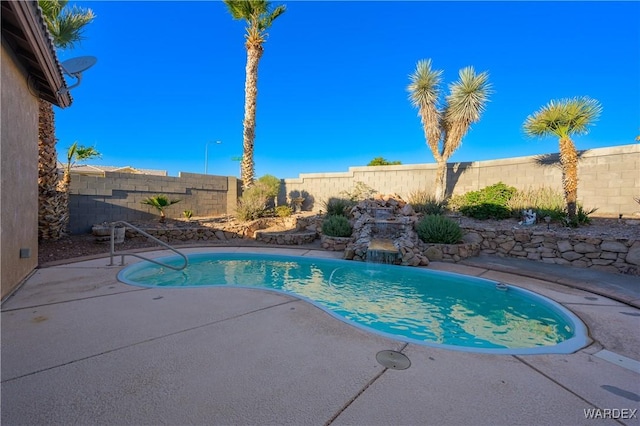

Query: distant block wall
[281,145,639,217]
[68,172,240,233]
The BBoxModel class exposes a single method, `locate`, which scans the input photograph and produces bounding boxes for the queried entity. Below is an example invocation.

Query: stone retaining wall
[462,227,639,275]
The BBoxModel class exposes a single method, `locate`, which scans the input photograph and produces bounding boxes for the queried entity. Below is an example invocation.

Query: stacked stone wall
[463,227,639,275]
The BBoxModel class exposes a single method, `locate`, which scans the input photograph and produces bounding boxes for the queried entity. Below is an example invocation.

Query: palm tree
[141,195,182,223]
[60,142,100,190]
[38,0,95,240]
[408,60,491,202]
[223,0,285,190]
[523,97,602,224]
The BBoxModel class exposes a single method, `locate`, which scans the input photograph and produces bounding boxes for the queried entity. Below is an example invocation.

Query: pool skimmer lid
[376,350,411,370]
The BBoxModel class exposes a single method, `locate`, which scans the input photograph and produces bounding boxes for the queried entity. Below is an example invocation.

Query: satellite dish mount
[58,56,97,95]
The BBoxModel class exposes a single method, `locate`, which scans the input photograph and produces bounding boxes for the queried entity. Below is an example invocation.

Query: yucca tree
[408,60,491,202]
[223,0,285,190]
[523,97,602,224]
[38,0,95,240]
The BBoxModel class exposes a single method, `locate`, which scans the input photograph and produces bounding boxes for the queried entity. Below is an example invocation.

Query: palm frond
[407,59,443,155]
[442,67,491,158]
[407,59,442,110]
[445,67,492,124]
[523,97,602,139]
[224,0,285,44]
[39,0,95,49]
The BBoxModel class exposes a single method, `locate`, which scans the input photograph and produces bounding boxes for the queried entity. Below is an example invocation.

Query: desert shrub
[415,215,463,244]
[507,187,565,221]
[564,205,598,228]
[407,189,446,215]
[236,185,269,221]
[323,197,354,217]
[322,215,352,237]
[275,205,293,217]
[340,181,377,202]
[457,182,517,220]
[506,187,597,226]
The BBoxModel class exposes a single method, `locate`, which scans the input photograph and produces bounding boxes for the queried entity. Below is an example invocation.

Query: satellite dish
[61,56,97,75]
[58,56,97,95]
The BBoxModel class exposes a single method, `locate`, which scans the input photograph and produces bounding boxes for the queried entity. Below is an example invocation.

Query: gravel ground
[37,216,639,266]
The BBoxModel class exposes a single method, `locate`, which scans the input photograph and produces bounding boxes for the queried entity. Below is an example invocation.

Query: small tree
[141,195,181,223]
[257,174,281,207]
[407,59,491,202]
[59,142,100,190]
[53,142,100,234]
[367,157,402,166]
[523,97,602,224]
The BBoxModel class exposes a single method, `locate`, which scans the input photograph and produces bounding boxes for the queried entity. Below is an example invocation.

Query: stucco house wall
[1,1,71,300]
[1,42,40,298]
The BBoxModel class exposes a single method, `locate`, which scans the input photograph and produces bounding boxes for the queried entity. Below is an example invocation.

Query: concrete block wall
[68,172,240,234]
[282,145,639,217]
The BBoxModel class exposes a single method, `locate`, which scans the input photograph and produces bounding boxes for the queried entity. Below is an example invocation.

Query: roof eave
[6,1,72,108]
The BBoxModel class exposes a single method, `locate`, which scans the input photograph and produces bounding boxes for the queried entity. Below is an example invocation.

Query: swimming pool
[118,252,589,355]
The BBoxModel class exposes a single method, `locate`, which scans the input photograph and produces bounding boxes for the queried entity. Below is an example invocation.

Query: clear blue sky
[55,1,640,179]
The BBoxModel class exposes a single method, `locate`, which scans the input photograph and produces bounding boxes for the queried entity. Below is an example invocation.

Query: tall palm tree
[408,60,491,202]
[523,97,602,224]
[37,0,94,240]
[223,0,285,190]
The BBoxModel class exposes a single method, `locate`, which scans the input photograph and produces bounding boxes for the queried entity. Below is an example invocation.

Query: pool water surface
[118,253,589,354]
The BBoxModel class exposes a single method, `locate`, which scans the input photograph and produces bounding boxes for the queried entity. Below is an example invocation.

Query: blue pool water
[118,253,589,354]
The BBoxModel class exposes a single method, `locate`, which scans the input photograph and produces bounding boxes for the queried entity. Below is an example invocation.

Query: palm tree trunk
[38,100,66,240]
[241,44,263,189]
[559,136,579,222]
[434,159,447,202]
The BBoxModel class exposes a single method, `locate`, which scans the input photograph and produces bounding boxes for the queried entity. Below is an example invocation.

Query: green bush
[456,182,517,220]
[407,189,446,215]
[415,215,463,244]
[323,197,354,217]
[275,205,293,217]
[322,215,352,237]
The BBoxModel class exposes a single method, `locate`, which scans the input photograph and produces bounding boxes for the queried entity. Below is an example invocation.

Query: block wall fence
[68,144,638,234]
[280,145,639,217]
[68,172,240,234]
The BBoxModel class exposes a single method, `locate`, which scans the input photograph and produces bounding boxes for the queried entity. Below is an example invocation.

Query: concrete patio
[2,246,639,425]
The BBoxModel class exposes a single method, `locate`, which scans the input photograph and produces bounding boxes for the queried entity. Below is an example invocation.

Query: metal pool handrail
[108,221,188,271]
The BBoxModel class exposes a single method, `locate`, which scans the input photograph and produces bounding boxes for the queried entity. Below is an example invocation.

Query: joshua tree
[141,195,182,223]
[38,0,95,239]
[407,59,491,202]
[223,0,285,190]
[523,97,602,224]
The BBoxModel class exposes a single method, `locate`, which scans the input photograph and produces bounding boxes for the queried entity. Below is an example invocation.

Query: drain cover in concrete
[376,350,411,370]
